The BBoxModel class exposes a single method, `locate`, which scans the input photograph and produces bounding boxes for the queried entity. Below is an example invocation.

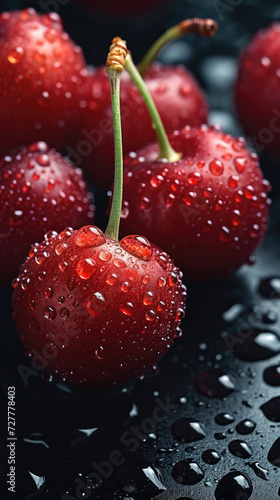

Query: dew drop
[202,449,221,464]
[209,159,224,176]
[247,462,269,481]
[7,47,23,64]
[55,242,68,255]
[76,258,96,279]
[228,440,252,459]
[260,396,280,422]
[84,292,107,317]
[43,306,56,320]
[106,274,118,286]
[68,278,75,291]
[60,307,70,319]
[120,302,134,316]
[140,196,151,209]
[234,157,247,173]
[20,277,30,291]
[196,370,235,398]
[75,226,105,248]
[113,258,126,268]
[121,281,130,292]
[157,301,165,311]
[263,365,280,386]
[141,275,149,285]
[171,418,206,442]
[268,437,280,466]
[235,419,256,435]
[172,459,204,485]
[229,330,280,361]
[187,172,202,185]
[43,286,53,299]
[215,471,252,500]
[157,277,166,287]
[215,413,235,425]
[95,347,104,360]
[36,154,50,167]
[259,277,280,299]
[168,272,178,287]
[99,250,112,262]
[146,310,156,321]
[150,175,164,187]
[228,175,239,189]
[120,235,152,261]
[143,291,154,306]
[219,226,231,242]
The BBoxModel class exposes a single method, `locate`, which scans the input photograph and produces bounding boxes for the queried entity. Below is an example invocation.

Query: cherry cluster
[0,8,274,386]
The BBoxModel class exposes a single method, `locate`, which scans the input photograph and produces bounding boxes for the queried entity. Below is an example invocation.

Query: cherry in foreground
[235,23,280,156]
[0,8,86,156]
[0,142,94,285]
[117,52,271,281]
[12,39,186,387]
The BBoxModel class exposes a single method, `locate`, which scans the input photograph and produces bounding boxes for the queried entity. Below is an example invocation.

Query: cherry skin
[118,125,271,281]
[74,63,208,188]
[0,8,87,157]
[12,227,186,386]
[0,142,94,286]
[235,23,280,156]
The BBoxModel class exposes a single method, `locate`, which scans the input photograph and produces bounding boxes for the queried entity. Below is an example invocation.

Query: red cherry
[74,63,208,188]
[118,125,271,281]
[12,226,186,386]
[0,8,86,156]
[235,23,280,156]
[0,142,94,285]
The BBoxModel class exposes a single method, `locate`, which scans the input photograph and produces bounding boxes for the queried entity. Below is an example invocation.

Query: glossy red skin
[75,63,208,188]
[235,23,280,156]
[119,125,271,281]
[12,227,186,387]
[0,142,94,286]
[0,9,86,156]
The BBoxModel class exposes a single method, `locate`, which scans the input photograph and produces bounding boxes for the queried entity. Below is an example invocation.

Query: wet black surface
[1,0,280,499]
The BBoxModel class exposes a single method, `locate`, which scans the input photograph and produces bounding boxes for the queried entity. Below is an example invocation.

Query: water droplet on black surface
[268,437,280,467]
[246,462,269,480]
[262,310,278,324]
[228,440,253,459]
[259,277,280,298]
[196,370,235,398]
[215,432,227,440]
[202,449,221,464]
[172,459,204,485]
[171,418,206,442]
[215,413,235,425]
[215,471,253,500]
[117,460,166,498]
[230,330,280,361]
[236,419,256,435]
[260,396,280,422]
[263,365,280,386]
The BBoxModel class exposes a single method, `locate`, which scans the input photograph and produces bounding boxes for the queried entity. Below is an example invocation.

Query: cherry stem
[105,38,127,241]
[125,53,182,163]
[138,18,218,76]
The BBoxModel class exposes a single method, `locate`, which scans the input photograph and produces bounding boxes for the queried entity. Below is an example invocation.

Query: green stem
[138,18,218,76]
[138,24,182,76]
[125,54,182,163]
[105,71,123,241]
